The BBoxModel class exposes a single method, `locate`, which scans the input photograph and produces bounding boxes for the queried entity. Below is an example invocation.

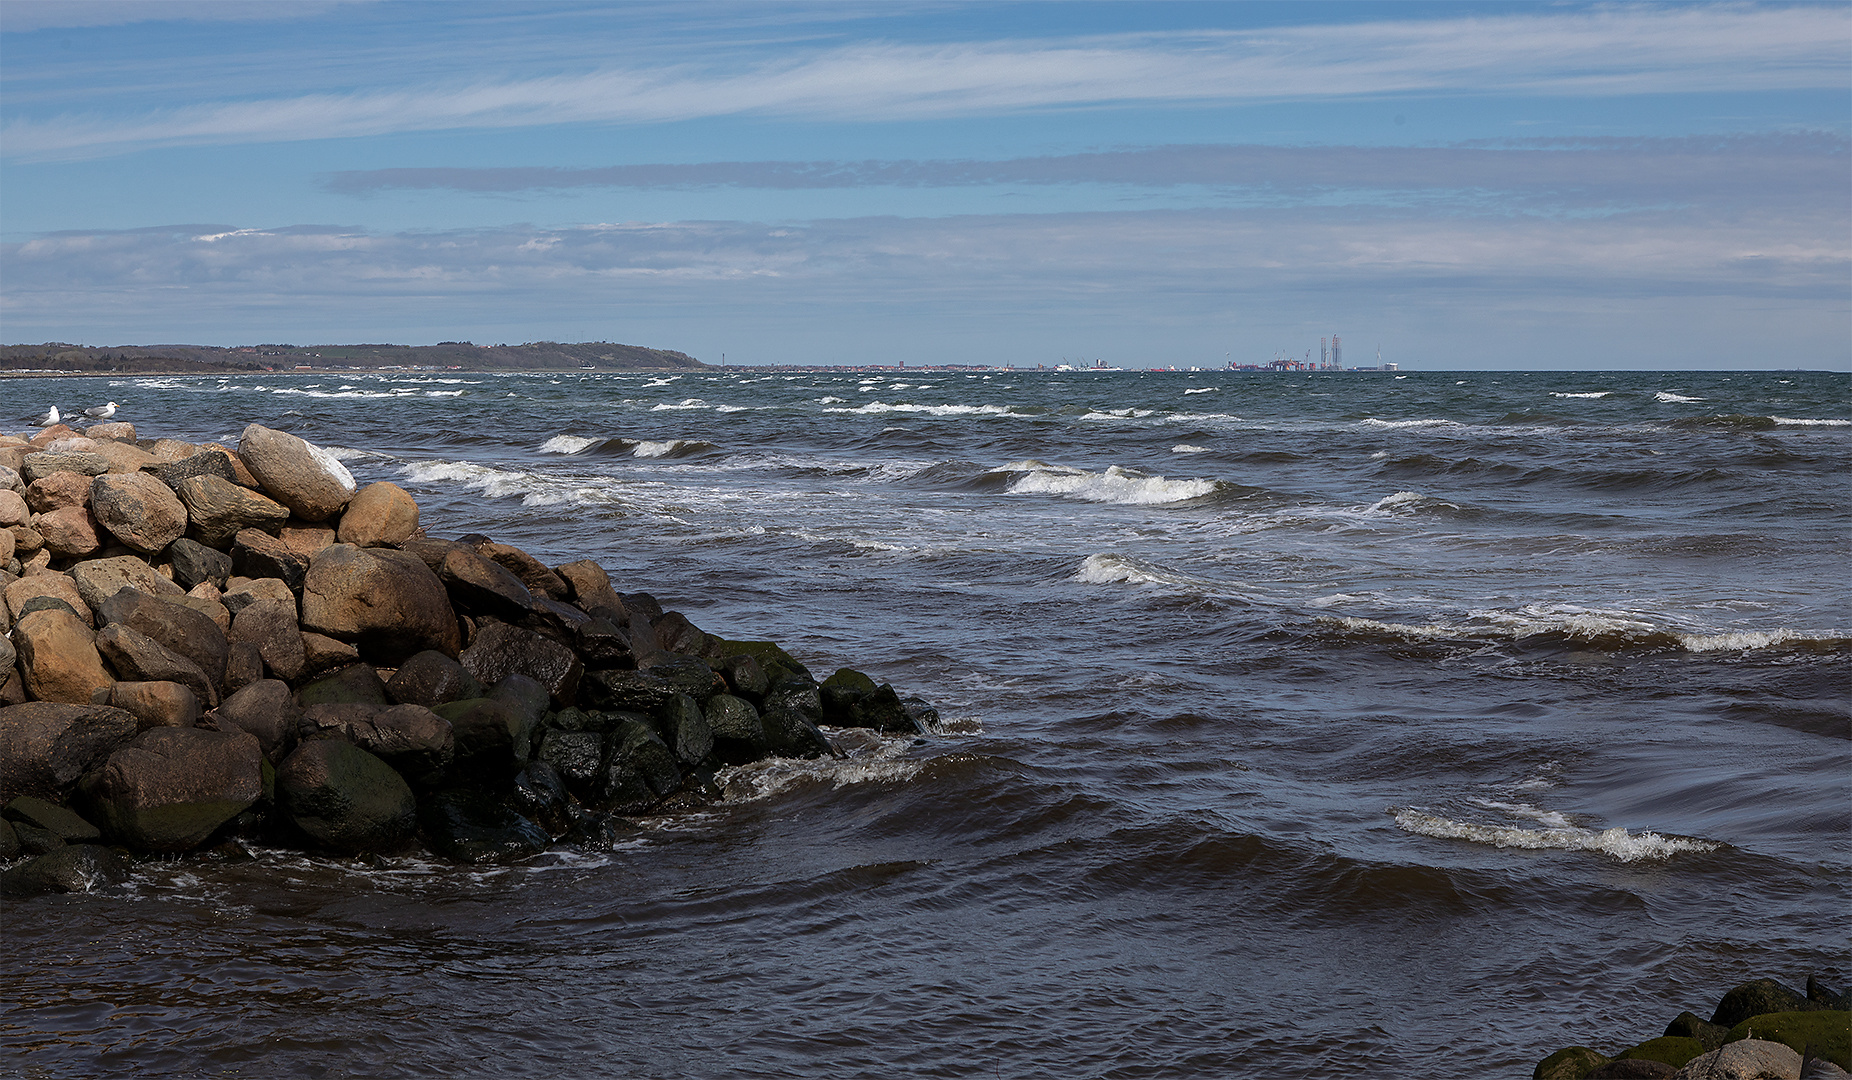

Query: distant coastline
[0,340,705,375]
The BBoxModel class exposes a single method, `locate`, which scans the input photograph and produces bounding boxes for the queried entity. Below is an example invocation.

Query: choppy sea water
[2,367,1847,1078]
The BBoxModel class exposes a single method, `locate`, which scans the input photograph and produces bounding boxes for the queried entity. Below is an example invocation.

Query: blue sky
[1,1,1847,369]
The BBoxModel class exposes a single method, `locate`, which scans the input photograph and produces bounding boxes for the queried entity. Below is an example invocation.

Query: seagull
[84,401,119,420]
[29,404,59,426]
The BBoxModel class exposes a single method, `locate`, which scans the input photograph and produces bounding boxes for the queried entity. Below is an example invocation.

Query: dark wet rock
[4,794,102,842]
[110,680,201,730]
[1715,980,1814,1028]
[297,663,392,708]
[14,820,64,856]
[461,622,582,708]
[1666,1012,1731,1051]
[84,726,263,852]
[597,717,680,811]
[537,730,605,797]
[434,697,532,781]
[0,701,139,802]
[489,673,550,730]
[335,481,419,548]
[96,622,217,709]
[626,612,662,657]
[231,528,309,592]
[399,537,467,572]
[1619,1037,1709,1071]
[902,695,941,732]
[509,760,573,836]
[439,547,536,620]
[0,843,129,898]
[237,423,356,522]
[97,589,229,693]
[230,598,307,682]
[165,537,232,591]
[1803,1061,1852,1080]
[712,653,769,702]
[703,693,768,765]
[710,638,811,686]
[636,652,724,702]
[652,610,709,655]
[386,650,484,709]
[1811,977,1851,1010]
[478,542,568,600]
[621,592,663,620]
[582,668,682,714]
[175,474,290,549]
[574,617,633,668]
[1536,1047,1611,1080]
[0,818,17,860]
[223,641,266,695]
[654,692,714,766]
[277,739,416,853]
[211,679,302,761]
[821,668,922,733]
[553,559,626,620]
[417,788,550,864]
[13,607,114,705]
[1588,1059,1677,1078]
[299,544,461,664]
[760,680,836,759]
[89,473,187,555]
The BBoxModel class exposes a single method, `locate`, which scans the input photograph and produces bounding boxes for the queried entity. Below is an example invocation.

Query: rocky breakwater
[1535,976,1850,1080]
[0,420,936,895]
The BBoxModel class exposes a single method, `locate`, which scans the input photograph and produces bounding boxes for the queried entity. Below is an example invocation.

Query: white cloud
[5,6,1847,160]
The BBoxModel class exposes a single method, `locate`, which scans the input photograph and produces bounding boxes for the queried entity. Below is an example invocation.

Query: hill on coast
[0,340,706,374]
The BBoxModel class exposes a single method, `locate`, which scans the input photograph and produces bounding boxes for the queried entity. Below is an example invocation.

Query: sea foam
[1005,463,1217,505]
[1392,808,1718,862]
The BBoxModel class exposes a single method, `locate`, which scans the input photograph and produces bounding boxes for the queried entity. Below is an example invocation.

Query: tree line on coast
[0,340,705,374]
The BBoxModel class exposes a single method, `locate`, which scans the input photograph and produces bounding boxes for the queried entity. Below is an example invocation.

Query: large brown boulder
[96,589,228,691]
[85,421,135,442]
[21,451,109,484]
[90,440,156,474]
[83,726,262,852]
[460,621,582,708]
[238,424,356,523]
[229,598,306,682]
[0,489,28,527]
[4,573,92,626]
[33,505,102,559]
[300,544,460,664]
[479,542,568,600]
[95,623,217,708]
[337,482,419,547]
[276,739,416,853]
[109,681,201,730]
[90,473,188,554]
[0,701,138,802]
[439,547,535,620]
[175,474,289,549]
[385,650,484,708]
[231,528,310,591]
[24,470,92,514]
[70,554,186,612]
[210,679,301,760]
[14,608,114,704]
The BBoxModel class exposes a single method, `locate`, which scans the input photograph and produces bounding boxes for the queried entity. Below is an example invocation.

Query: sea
[2,367,1847,1078]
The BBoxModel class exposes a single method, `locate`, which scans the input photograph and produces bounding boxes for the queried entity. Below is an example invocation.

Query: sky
[1,1,1847,370]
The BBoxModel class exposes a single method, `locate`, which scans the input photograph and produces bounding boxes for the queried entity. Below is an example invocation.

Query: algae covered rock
[0,701,138,802]
[276,739,416,853]
[1714,979,1814,1029]
[1725,1011,1850,1070]
[84,726,263,852]
[1536,1046,1610,1080]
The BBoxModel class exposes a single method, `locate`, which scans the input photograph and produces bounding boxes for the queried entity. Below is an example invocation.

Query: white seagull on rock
[84,401,119,420]
[29,404,60,426]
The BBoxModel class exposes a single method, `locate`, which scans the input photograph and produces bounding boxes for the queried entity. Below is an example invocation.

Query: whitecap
[1368,491,1432,512]
[1006,463,1217,505]
[651,398,709,411]
[1654,391,1702,403]
[1183,387,1216,395]
[540,434,600,455]
[1550,392,1611,399]
[1677,628,1846,652]
[1359,418,1462,429]
[1770,417,1850,426]
[1170,444,1211,454]
[1392,808,1718,862]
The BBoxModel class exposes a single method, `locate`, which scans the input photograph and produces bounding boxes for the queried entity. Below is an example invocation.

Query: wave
[1170,444,1211,454]
[650,398,709,411]
[538,435,716,459]
[824,401,1019,418]
[399,459,636,511]
[1654,391,1702,403]
[1770,416,1851,426]
[1358,418,1463,429]
[1391,808,1719,862]
[996,461,1219,505]
[272,387,467,399]
[1320,607,1847,655]
[1183,388,1217,396]
[1550,392,1612,399]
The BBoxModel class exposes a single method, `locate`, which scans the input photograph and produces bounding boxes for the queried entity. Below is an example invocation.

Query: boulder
[300,632,359,675]
[385,650,483,709]
[0,844,130,898]
[0,701,137,802]
[143,438,201,465]
[96,589,228,692]
[1588,1061,1676,1078]
[299,544,461,664]
[821,668,923,733]
[95,623,217,708]
[537,730,605,797]
[652,611,710,655]
[237,424,356,522]
[711,638,811,687]
[417,788,549,864]
[0,489,29,526]
[703,693,768,765]
[70,554,185,611]
[598,717,680,811]
[438,547,535,620]
[1717,981,1816,1029]
[153,449,237,491]
[165,537,232,590]
[336,482,419,547]
[574,617,633,669]
[1667,1012,1732,1050]
[21,450,110,484]
[1673,1040,1803,1080]
[89,473,187,554]
[88,420,139,443]
[231,528,309,591]
[344,703,454,786]
[14,608,114,705]
[478,542,567,600]
[714,653,770,701]
[175,474,290,549]
[224,641,266,694]
[110,681,201,730]
[583,668,683,715]
[434,697,532,780]
[509,760,573,837]
[33,505,102,559]
[5,573,92,625]
[460,621,582,707]
[1725,1012,1850,1070]
[276,739,415,853]
[211,679,301,760]
[635,652,725,701]
[25,470,93,513]
[83,726,263,851]
[220,575,294,616]
[555,559,626,618]
[230,598,306,682]
[3,795,102,842]
[1537,1048,1612,1080]
[654,693,714,766]
[297,663,392,708]
[760,680,836,759]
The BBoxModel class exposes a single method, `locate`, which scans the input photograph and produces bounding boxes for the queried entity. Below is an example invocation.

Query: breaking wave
[1392,809,1719,862]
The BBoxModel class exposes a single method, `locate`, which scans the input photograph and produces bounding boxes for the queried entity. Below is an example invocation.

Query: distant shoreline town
[1,340,1400,376]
